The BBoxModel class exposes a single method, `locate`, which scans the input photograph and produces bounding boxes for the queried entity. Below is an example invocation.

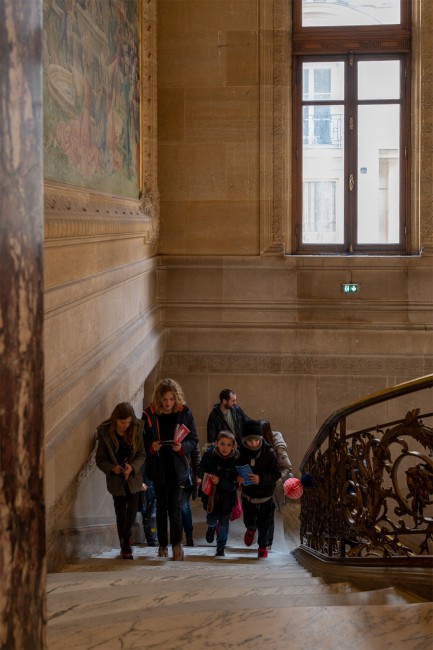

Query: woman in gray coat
[96,402,145,559]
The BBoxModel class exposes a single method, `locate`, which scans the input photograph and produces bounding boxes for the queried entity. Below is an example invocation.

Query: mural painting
[43,0,140,198]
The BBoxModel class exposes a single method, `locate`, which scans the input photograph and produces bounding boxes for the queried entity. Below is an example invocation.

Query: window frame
[292,0,412,255]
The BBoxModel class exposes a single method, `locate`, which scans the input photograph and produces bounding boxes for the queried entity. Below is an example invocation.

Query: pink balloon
[283,477,303,499]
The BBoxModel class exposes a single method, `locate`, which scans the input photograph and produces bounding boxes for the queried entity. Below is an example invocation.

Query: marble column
[0,1,46,648]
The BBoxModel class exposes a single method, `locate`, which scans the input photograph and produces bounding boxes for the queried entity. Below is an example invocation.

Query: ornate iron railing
[299,374,433,561]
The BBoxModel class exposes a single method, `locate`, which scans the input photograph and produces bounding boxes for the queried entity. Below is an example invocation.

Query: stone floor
[47,501,433,650]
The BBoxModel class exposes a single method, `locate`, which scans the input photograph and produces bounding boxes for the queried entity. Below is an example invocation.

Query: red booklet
[159,424,191,445]
[201,472,212,496]
[174,423,190,443]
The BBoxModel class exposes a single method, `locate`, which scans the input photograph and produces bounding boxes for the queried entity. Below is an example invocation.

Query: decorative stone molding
[419,1,433,246]
[259,0,289,255]
[44,181,158,242]
[163,352,433,377]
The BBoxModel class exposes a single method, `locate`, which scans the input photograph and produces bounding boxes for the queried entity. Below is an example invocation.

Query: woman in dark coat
[96,402,145,560]
[142,378,198,560]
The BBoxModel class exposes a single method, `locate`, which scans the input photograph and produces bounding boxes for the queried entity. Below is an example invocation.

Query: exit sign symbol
[341,283,360,293]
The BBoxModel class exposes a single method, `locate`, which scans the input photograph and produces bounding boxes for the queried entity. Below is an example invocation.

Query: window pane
[302,104,345,244]
[358,61,400,100]
[357,105,400,244]
[302,1,401,27]
[303,62,344,101]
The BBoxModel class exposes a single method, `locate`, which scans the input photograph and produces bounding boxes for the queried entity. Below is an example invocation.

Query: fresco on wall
[43,0,140,198]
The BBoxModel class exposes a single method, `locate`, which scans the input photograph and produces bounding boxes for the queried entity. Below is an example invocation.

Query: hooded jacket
[95,420,145,496]
[237,439,280,500]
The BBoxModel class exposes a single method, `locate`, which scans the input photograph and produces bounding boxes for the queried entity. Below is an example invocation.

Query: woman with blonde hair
[142,378,198,560]
[96,402,145,560]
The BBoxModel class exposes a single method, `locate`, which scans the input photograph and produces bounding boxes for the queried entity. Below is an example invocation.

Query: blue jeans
[180,488,193,538]
[206,512,230,549]
[137,485,158,545]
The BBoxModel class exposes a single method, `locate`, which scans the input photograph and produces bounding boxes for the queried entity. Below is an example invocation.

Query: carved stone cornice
[163,352,433,376]
[44,181,159,243]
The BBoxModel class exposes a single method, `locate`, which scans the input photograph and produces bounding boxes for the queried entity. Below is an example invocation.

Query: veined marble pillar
[0,1,46,648]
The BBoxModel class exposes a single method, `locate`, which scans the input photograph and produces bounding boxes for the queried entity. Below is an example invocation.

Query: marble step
[47,566,326,592]
[48,580,418,627]
[47,601,433,650]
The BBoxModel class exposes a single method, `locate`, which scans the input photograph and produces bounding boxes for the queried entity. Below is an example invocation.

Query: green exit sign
[341,283,360,293]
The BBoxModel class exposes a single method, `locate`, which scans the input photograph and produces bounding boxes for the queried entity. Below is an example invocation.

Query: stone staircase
[47,503,433,650]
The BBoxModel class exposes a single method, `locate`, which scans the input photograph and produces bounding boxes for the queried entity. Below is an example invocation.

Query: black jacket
[198,446,238,516]
[237,440,280,500]
[142,405,198,486]
[206,403,249,447]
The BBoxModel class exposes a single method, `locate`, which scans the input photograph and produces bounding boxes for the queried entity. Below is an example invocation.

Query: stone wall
[155,0,433,473]
[43,0,162,570]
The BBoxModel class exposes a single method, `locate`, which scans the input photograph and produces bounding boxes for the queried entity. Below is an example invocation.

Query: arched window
[292,0,411,254]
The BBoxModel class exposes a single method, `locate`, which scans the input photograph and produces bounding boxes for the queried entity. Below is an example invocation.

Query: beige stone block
[158,144,227,200]
[316,375,392,431]
[225,31,259,87]
[222,267,296,303]
[183,1,258,33]
[45,239,154,288]
[408,266,433,302]
[157,1,185,36]
[159,200,259,254]
[185,87,259,143]
[44,243,98,288]
[226,143,259,200]
[158,31,227,88]
[158,88,185,142]
[297,268,408,302]
[159,142,259,202]
[159,268,224,302]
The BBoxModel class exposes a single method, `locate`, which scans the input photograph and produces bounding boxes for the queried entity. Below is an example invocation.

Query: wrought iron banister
[299,374,433,562]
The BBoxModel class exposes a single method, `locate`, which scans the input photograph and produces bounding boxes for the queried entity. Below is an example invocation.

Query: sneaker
[215,547,225,557]
[206,527,215,543]
[185,537,194,547]
[267,544,272,551]
[157,546,169,558]
[244,529,255,547]
[258,547,268,558]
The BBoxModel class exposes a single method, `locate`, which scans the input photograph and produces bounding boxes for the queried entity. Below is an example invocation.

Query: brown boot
[172,543,184,561]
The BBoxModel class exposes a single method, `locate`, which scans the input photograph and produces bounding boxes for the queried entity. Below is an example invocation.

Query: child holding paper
[199,431,238,556]
[142,378,198,561]
[237,419,280,558]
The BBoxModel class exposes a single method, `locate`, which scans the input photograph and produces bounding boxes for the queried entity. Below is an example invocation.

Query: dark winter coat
[206,403,250,446]
[237,440,280,500]
[198,446,238,517]
[142,405,198,486]
[95,421,146,496]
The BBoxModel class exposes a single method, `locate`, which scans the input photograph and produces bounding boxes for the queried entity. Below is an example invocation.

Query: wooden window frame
[292,0,412,255]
